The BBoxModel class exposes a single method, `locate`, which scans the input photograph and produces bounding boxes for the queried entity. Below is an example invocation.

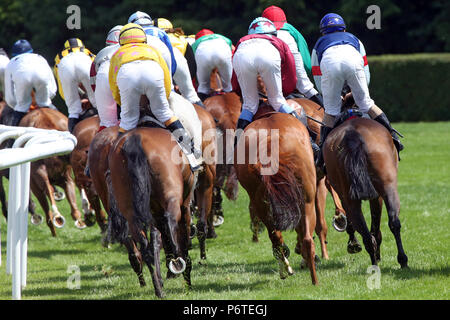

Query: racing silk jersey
[143,26,177,75]
[54,45,95,100]
[311,32,370,93]
[109,43,171,106]
[167,32,189,55]
[232,33,297,97]
[191,34,233,53]
[90,44,119,91]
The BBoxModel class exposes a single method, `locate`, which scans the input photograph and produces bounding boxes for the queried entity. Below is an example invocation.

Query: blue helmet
[319,13,346,34]
[11,39,33,57]
[248,17,277,36]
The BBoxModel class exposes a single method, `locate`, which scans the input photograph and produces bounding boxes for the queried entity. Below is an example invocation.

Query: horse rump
[340,129,378,200]
[260,163,303,231]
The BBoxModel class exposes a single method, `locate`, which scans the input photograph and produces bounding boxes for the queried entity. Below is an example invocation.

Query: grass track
[0,122,449,300]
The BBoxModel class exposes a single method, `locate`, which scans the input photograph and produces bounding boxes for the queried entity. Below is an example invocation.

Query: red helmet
[262,5,287,30]
[195,29,214,40]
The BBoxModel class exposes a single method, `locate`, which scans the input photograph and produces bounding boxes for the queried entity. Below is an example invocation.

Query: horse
[70,113,109,241]
[323,105,408,268]
[234,103,319,284]
[107,127,195,298]
[190,104,217,260]
[18,107,87,236]
[203,91,241,231]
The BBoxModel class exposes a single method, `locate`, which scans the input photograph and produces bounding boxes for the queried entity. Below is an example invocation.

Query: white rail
[0,125,77,300]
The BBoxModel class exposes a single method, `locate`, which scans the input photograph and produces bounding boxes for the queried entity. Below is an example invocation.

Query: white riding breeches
[320,44,374,116]
[195,38,233,95]
[95,61,118,128]
[232,38,287,115]
[5,53,57,112]
[57,52,97,118]
[277,29,317,98]
[172,47,200,103]
[117,60,174,131]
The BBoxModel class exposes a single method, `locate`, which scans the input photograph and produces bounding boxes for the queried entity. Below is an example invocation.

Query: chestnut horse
[234,104,318,284]
[204,91,241,231]
[70,114,109,241]
[18,107,88,235]
[108,127,195,298]
[323,116,408,268]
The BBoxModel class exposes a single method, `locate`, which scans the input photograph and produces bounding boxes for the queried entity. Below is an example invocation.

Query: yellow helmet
[119,23,147,46]
[64,38,84,49]
[157,18,173,30]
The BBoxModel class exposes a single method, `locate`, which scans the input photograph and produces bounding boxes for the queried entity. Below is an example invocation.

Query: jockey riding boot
[68,117,80,134]
[372,112,404,155]
[166,120,202,172]
[234,118,251,147]
[316,125,334,173]
[9,110,27,127]
[309,93,324,109]
[197,92,210,102]
[287,110,320,162]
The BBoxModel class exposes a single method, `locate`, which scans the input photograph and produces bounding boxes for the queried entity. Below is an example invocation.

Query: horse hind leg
[383,186,408,268]
[370,196,383,263]
[315,177,329,260]
[346,200,378,266]
[123,237,146,287]
[270,230,294,279]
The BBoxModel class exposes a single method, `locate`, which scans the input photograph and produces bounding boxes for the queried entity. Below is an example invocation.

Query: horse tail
[340,129,378,200]
[120,134,153,230]
[260,161,303,231]
[106,169,129,244]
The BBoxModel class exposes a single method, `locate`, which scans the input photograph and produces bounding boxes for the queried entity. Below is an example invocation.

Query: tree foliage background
[0,0,448,62]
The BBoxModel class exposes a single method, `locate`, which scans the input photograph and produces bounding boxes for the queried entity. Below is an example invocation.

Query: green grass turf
[0,122,449,300]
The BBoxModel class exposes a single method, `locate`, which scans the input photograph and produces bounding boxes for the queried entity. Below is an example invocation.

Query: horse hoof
[53,190,66,201]
[30,214,43,226]
[75,219,87,229]
[332,213,347,232]
[84,211,96,227]
[52,215,66,228]
[169,257,186,275]
[213,215,224,227]
[347,240,362,254]
[190,224,197,239]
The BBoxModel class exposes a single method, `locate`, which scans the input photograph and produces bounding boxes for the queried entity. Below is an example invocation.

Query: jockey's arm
[311,49,322,94]
[4,65,16,108]
[359,40,370,85]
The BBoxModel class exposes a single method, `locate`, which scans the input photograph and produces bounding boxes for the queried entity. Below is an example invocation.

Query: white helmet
[128,11,153,27]
[105,25,123,46]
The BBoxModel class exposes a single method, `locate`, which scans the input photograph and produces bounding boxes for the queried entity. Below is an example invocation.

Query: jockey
[4,40,57,126]
[109,23,202,171]
[192,28,234,101]
[0,48,10,99]
[262,5,324,107]
[156,17,204,107]
[90,25,122,130]
[312,13,403,169]
[232,17,320,158]
[54,38,97,133]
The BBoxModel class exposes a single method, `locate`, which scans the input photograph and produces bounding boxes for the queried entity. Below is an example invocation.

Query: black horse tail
[340,129,378,200]
[106,169,129,244]
[120,133,153,230]
[260,162,303,231]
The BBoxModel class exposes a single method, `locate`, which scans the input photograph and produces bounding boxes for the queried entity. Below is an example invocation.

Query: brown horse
[191,104,217,260]
[204,91,241,230]
[234,105,318,284]
[108,127,195,298]
[70,114,109,240]
[19,107,86,236]
[323,116,408,268]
